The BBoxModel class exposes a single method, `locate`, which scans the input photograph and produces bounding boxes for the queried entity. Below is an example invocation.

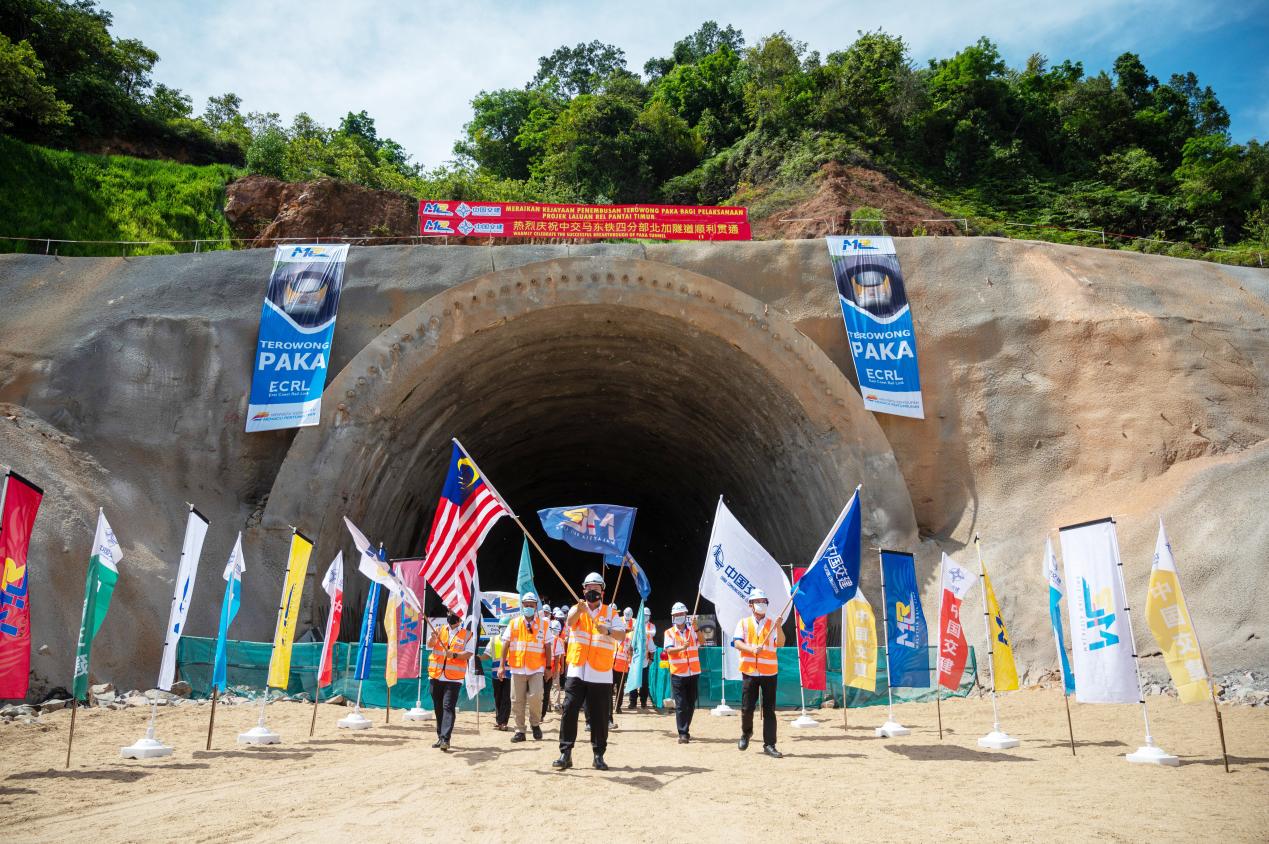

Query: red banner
[418,200,750,241]
[937,588,970,691]
[394,559,427,680]
[792,566,827,691]
[0,472,43,699]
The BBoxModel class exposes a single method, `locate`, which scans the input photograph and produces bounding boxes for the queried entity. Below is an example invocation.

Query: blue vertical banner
[354,581,381,682]
[881,550,928,688]
[825,236,924,419]
[246,243,350,432]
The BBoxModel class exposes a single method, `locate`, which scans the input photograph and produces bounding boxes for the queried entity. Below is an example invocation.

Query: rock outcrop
[223,175,418,246]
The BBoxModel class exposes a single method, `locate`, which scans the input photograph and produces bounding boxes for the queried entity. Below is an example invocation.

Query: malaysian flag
[420,442,511,615]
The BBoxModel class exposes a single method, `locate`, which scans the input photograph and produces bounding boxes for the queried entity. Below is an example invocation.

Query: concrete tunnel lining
[263,258,917,625]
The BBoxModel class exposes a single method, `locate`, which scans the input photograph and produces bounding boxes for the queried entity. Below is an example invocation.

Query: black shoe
[531,725,543,740]
[593,754,609,770]
[511,731,526,743]
[763,745,783,758]
[552,752,572,770]
[431,739,442,748]
[738,736,750,751]
[438,739,450,752]
[678,735,689,744]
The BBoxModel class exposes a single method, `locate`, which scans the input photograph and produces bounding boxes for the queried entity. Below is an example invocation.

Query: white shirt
[565,604,628,684]
[499,613,548,676]
[641,621,657,668]
[433,622,475,684]
[663,624,701,677]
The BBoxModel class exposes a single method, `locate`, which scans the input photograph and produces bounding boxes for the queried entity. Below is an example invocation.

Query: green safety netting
[178,636,978,711]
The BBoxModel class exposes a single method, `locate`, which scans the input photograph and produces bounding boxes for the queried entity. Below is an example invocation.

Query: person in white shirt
[427,609,476,752]
[499,592,550,742]
[663,602,702,742]
[732,588,786,758]
[553,572,627,771]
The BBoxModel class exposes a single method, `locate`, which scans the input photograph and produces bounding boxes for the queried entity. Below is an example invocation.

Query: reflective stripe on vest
[738,616,779,676]
[666,626,701,676]
[428,625,470,681]
[506,615,547,671]
[565,605,618,672]
[613,637,630,673]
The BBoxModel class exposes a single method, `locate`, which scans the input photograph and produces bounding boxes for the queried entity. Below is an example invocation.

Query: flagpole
[974,535,1002,734]
[877,550,894,724]
[935,556,945,741]
[1062,690,1076,756]
[207,687,220,749]
[840,604,849,731]
[452,438,579,602]
[1175,529,1229,771]
[64,698,77,768]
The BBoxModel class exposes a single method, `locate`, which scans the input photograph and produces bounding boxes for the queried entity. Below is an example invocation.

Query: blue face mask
[522,605,536,617]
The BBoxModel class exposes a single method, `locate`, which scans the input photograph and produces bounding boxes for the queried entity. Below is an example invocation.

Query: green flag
[72,510,123,700]
[515,538,537,598]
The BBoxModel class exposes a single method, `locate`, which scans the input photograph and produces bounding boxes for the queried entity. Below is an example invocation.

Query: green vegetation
[1,4,1266,263]
[0,135,236,255]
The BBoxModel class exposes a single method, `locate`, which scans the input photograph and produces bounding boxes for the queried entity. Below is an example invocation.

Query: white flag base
[790,710,820,728]
[237,725,281,745]
[1126,744,1179,766]
[711,703,737,717]
[977,730,1021,750]
[403,707,433,721]
[120,735,173,759]
[874,720,911,738]
[337,710,373,730]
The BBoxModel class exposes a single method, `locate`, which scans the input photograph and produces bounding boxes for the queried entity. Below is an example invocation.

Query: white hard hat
[748,588,768,603]
[583,572,604,587]
[642,606,651,616]
[671,602,688,615]
[623,607,633,617]
[521,591,539,604]
[550,620,562,633]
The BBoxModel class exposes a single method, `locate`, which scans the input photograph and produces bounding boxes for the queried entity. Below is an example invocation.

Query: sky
[108,0,1269,169]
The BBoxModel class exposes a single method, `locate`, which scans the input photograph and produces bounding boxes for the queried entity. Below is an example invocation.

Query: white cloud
[107,0,1261,167]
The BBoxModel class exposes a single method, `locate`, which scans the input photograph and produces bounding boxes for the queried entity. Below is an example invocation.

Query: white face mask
[752,602,768,616]
[672,615,687,627]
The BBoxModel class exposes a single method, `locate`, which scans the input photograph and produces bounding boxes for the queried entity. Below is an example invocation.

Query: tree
[532,40,628,97]
[817,30,914,143]
[0,33,70,129]
[651,45,745,152]
[455,87,557,179]
[742,32,816,132]
[644,21,744,77]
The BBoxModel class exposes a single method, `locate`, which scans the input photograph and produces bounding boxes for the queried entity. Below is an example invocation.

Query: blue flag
[211,534,246,692]
[881,550,928,688]
[1044,538,1076,694]
[515,538,537,598]
[603,552,651,600]
[538,504,636,559]
[623,600,647,695]
[353,545,386,681]
[792,488,861,621]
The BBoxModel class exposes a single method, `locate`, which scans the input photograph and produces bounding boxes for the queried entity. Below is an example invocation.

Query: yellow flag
[266,531,313,688]
[384,593,400,688]
[1146,520,1209,703]
[843,591,877,692]
[982,566,1019,691]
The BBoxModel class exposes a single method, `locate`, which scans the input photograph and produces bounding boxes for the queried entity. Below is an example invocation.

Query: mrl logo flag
[0,471,43,699]
[826,236,924,418]
[881,550,928,688]
[792,487,861,621]
[539,504,636,559]
[1058,518,1138,704]
[266,530,313,688]
[246,244,349,432]
[1146,519,1210,704]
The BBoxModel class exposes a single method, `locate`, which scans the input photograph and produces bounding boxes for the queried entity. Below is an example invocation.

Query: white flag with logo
[158,507,210,690]
[464,566,485,699]
[699,499,791,680]
[1058,518,1139,704]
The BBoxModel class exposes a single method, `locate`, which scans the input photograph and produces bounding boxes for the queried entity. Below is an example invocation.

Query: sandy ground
[1,689,1266,843]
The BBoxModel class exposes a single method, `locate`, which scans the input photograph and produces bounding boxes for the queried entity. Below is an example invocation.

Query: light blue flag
[624,599,647,695]
[211,533,246,692]
[515,538,537,598]
[1044,538,1076,694]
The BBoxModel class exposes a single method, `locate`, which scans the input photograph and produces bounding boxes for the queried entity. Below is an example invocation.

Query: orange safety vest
[505,614,548,672]
[738,616,779,676]
[613,637,631,673]
[428,624,470,681]
[565,604,619,673]
[665,625,701,676]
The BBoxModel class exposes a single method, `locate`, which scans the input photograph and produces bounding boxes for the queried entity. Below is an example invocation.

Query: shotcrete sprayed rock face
[265,258,915,611]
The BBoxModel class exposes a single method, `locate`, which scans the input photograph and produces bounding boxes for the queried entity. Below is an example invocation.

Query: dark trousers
[491,676,511,726]
[741,674,778,747]
[558,677,611,756]
[628,664,651,708]
[430,679,461,741]
[613,673,625,712]
[671,673,699,737]
[542,677,552,720]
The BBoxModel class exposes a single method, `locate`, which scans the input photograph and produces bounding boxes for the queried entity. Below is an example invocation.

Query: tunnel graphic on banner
[246,244,349,432]
[825,236,924,419]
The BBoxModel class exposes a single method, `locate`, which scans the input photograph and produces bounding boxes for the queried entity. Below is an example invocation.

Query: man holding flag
[663,601,701,742]
[734,589,786,757]
[554,571,627,771]
[427,605,474,751]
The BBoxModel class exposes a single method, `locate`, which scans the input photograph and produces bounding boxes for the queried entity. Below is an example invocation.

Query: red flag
[0,472,43,699]
[936,553,975,691]
[393,559,426,680]
[317,553,344,689]
[792,566,827,691]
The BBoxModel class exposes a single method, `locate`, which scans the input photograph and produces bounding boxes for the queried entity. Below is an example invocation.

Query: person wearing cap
[500,591,549,742]
[627,607,659,712]
[553,572,627,771]
[427,608,475,752]
[543,617,563,720]
[663,602,702,743]
[732,588,785,758]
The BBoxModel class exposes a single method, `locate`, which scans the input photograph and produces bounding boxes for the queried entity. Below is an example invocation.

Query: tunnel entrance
[264,257,915,628]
